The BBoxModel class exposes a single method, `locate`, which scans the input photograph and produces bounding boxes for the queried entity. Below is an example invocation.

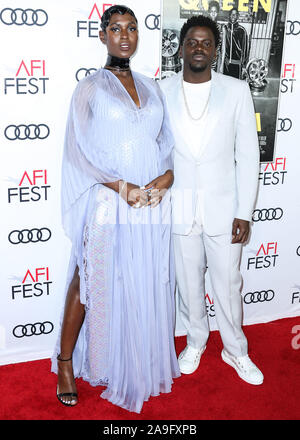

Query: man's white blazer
[159,70,259,236]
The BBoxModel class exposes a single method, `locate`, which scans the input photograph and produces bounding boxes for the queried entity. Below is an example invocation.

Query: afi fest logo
[4,60,48,95]
[281,64,296,94]
[259,157,287,186]
[11,267,52,300]
[247,242,279,270]
[291,290,300,307]
[205,293,215,318]
[8,170,50,203]
[77,3,114,37]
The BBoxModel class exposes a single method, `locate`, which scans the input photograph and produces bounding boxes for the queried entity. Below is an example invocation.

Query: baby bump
[116,139,160,184]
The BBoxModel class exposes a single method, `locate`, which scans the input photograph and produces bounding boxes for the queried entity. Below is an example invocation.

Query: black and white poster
[161,0,288,162]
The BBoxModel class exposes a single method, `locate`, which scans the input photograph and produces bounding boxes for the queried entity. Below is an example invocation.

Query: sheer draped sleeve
[61,72,174,240]
[61,76,121,238]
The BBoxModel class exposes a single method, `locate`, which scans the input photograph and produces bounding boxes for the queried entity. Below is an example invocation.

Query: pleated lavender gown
[51,68,180,413]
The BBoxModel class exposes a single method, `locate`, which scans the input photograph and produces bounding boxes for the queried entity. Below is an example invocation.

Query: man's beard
[189,62,208,73]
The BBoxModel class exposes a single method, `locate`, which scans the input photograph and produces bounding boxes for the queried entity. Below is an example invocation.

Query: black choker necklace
[104,54,130,71]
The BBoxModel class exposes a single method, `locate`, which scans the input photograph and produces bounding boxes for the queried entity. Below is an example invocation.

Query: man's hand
[231,218,250,244]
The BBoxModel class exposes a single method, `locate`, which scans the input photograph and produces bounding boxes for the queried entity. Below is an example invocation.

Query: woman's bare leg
[57,266,85,405]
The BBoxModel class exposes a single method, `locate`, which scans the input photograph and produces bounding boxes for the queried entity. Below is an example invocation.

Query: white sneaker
[221,349,264,385]
[178,345,206,374]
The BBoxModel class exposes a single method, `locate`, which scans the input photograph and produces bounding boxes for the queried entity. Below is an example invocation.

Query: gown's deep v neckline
[105,69,142,110]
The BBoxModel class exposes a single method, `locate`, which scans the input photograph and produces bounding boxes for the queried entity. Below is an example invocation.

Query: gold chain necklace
[181,79,211,122]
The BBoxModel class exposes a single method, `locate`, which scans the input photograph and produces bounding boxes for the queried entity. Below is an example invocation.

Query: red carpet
[0,316,299,421]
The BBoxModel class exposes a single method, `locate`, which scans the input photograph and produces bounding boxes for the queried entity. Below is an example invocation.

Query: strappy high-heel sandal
[56,354,78,407]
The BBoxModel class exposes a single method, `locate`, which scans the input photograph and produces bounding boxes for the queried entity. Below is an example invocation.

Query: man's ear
[179,45,183,58]
[99,30,106,45]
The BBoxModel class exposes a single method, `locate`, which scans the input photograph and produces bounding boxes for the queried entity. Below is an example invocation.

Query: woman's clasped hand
[119,170,174,208]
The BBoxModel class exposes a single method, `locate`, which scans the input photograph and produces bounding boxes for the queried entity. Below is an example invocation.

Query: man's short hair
[179,15,221,48]
[229,7,239,17]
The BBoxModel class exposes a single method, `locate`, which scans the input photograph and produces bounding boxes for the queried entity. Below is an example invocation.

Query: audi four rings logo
[8,228,52,244]
[76,68,97,82]
[252,208,283,222]
[277,118,292,132]
[0,8,48,26]
[4,124,50,140]
[286,20,300,35]
[145,14,160,30]
[13,321,54,338]
[244,290,275,304]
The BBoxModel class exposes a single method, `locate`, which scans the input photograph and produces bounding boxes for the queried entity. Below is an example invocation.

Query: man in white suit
[159,15,264,385]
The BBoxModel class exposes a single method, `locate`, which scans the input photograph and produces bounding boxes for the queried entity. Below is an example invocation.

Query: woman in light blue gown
[51,5,180,413]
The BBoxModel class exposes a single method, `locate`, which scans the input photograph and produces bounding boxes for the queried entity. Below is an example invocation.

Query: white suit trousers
[173,230,248,358]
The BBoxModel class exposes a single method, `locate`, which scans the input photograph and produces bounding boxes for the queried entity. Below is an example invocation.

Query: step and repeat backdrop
[0,0,299,365]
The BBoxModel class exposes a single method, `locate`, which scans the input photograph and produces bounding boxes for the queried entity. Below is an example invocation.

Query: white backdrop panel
[0,0,299,364]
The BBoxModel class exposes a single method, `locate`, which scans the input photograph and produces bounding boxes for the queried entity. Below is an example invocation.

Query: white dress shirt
[182,79,211,232]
